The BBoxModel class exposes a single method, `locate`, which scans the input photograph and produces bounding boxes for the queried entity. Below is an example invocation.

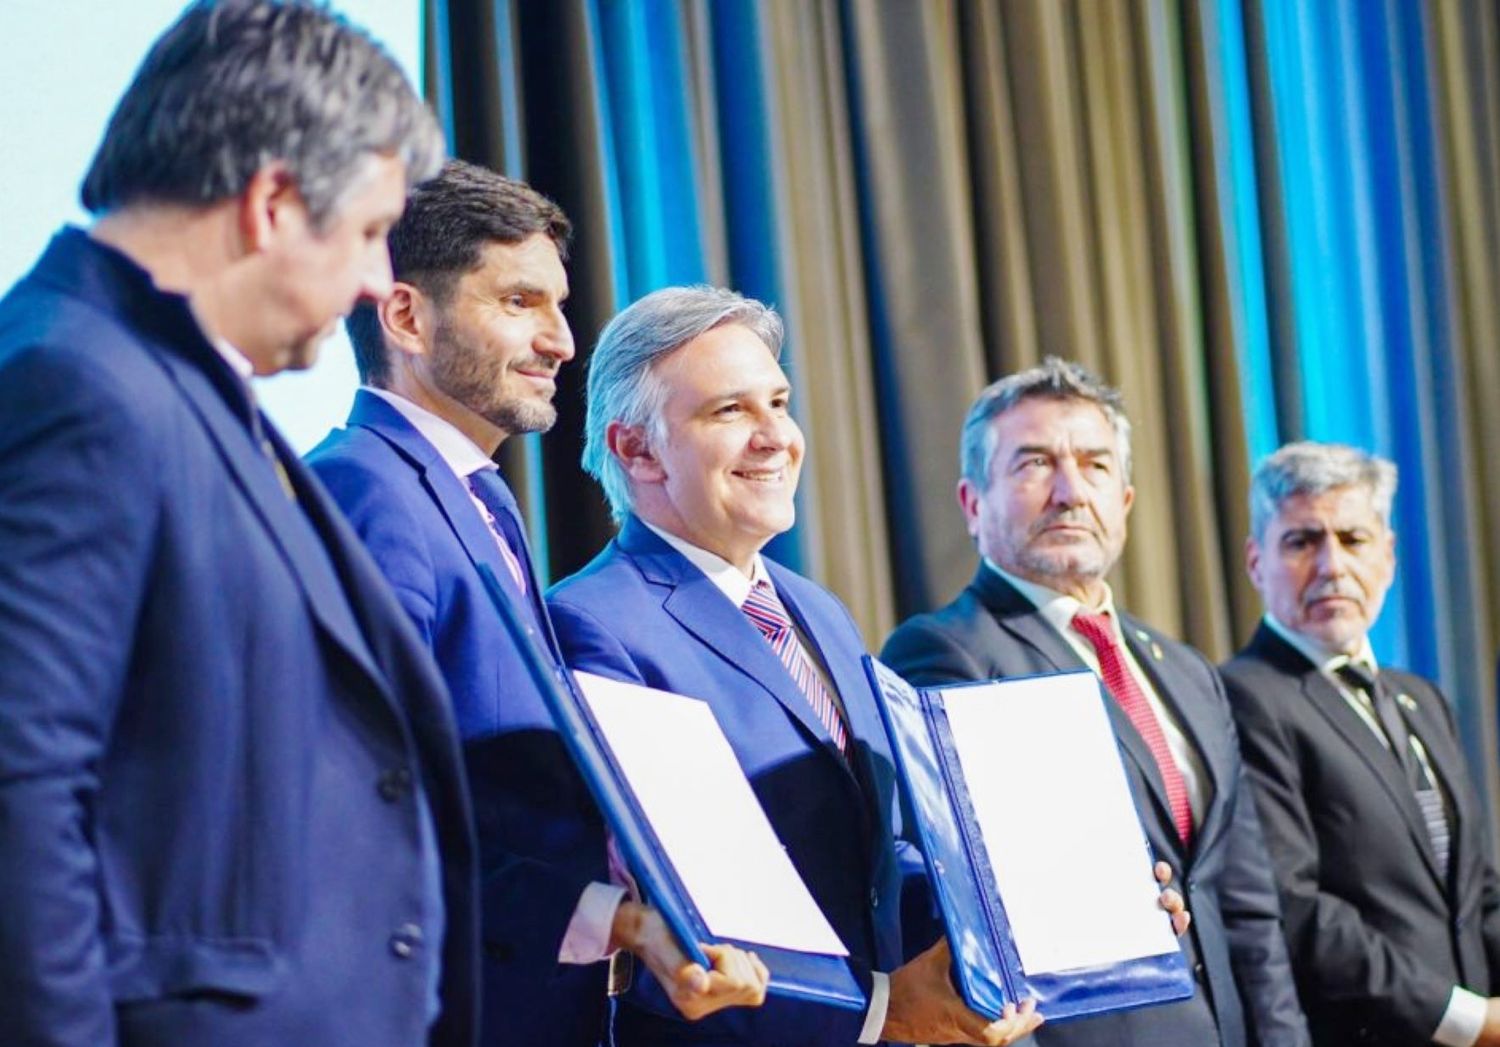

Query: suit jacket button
[378,767,412,802]
[870,888,880,910]
[390,923,424,959]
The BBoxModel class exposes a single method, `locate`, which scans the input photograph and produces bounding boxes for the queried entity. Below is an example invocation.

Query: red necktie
[1071,610,1193,845]
[742,580,848,755]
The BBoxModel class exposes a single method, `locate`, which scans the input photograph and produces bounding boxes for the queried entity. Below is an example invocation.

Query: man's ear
[237,163,304,254]
[608,421,665,483]
[957,478,981,539]
[1244,534,1263,588]
[380,284,429,360]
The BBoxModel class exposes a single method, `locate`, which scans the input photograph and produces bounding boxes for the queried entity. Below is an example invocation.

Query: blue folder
[864,656,1194,1023]
[477,564,865,1012]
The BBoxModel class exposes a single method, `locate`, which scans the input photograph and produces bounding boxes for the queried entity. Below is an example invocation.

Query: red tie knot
[1070,609,1115,646]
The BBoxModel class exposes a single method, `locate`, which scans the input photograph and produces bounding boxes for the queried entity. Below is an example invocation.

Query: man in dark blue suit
[881,357,1310,1047]
[306,162,768,1046]
[547,285,1044,1046]
[0,3,478,1045]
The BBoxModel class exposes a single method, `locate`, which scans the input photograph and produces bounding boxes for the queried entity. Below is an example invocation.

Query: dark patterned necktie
[1336,662,1450,875]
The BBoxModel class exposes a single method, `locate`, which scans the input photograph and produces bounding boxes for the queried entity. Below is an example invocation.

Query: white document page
[573,670,848,956]
[939,673,1179,974]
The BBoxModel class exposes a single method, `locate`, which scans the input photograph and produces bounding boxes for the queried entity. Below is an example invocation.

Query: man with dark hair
[307,160,768,1047]
[881,358,1310,1047]
[0,2,476,1046]
[1223,442,1500,1046]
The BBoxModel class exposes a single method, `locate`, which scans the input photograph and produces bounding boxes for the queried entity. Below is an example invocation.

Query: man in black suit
[1221,441,1500,1046]
[881,356,1308,1047]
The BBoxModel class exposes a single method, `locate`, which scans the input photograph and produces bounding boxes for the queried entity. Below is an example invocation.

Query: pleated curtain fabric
[426,0,1500,804]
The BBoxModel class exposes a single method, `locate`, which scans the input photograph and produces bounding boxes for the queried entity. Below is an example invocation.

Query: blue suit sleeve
[0,346,164,1046]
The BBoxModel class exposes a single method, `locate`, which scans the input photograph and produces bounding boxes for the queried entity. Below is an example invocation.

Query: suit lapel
[1252,627,1444,887]
[973,569,1184,854]
[1308,670,1445,884]
[620,519,848,767]
[970,567,1081,672]
[349,391,563,663]
[159,354,387,697]
[1120,618,1222,844]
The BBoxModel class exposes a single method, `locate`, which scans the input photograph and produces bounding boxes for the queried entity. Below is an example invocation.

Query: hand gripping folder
[865,657,1193,1023]
[478,565,865,1012]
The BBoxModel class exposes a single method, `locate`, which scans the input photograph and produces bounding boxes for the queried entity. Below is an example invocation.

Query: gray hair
[81,0,444,228]
[959,356,1133,487]
[583,285,785,521]
[1249,441,1397,541]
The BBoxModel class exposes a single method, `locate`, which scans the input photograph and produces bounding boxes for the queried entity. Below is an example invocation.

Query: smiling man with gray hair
[549,285,1045,1047]
[1222,441,1500,1047]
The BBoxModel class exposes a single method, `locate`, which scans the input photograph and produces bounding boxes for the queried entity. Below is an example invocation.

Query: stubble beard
[430,321,558,436]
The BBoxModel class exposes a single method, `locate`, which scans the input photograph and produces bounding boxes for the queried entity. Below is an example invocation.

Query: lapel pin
[1131,628,1163,660]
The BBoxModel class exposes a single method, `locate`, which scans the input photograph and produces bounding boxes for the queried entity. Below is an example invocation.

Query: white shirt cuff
[556,881,629,965]
[859,971,891,1044]
[1434,985,1487,1047]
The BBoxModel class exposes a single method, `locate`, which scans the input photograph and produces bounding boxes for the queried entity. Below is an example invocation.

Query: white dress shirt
[1261,615,1485,1047]
[640,522,891,1044]
[367,388,628,966]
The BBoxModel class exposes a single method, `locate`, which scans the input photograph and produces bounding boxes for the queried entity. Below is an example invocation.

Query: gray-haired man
[1222,441,1500,1047]
[881,356,1309,1047]
[0,3,478,1044]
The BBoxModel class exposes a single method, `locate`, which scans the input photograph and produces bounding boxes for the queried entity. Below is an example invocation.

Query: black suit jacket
[881,566,1308,1047]
[1222,623,1500,1045]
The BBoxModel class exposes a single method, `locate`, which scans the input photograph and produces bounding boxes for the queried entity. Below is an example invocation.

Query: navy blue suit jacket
[881,566,1309,1047]
[0,230,477,1047]
[307,390,611,1047]
[548,516,904,1047]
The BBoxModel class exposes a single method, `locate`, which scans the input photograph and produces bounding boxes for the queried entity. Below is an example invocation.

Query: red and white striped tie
[742,580,848,755]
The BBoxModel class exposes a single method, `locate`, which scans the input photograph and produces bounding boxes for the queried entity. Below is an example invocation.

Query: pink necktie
[742,580,848,755]
[1071,610,1193,845]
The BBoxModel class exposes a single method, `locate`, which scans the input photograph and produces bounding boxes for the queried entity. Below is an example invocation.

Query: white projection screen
[0,1,422,452]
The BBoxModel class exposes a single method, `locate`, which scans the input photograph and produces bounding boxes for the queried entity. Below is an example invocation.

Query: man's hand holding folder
[609,901,770,1020]
[884,937,1044,1045]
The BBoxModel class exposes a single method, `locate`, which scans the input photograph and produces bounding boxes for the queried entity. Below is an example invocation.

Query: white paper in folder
[572,670,848,957]
[939,672,1180,974]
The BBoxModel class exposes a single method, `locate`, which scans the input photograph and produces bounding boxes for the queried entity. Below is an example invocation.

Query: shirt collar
[366,387,498,480]
[641,519,770,607]
[212,338,255,385]
[983,557,1123,640]
[1262,613,1378,676]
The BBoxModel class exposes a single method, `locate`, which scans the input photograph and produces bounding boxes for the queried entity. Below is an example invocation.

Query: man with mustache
[881,357,1309,1047]
[306,163,767,1046]
[1221,442,1500,1046]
